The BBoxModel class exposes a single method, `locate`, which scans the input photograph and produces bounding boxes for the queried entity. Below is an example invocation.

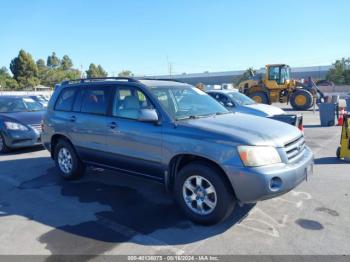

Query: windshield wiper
[176,115,199,120]
[176,112,231,121]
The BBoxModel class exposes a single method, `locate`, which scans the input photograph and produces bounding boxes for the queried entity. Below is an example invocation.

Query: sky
[0,0,349,76]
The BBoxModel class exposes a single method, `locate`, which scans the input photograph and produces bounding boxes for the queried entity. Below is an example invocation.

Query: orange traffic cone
[338,108,345,126]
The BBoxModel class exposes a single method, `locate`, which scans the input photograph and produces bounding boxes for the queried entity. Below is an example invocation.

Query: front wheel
[174,162,236,225]
[290,89,314,110]
[54,139,85,180]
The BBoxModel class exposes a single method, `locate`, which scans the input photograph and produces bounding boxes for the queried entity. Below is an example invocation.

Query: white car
[207,89,303,130]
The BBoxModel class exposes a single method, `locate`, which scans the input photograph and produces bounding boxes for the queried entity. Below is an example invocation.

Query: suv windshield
[149,85,229,120]
[227,92,256,106]
[0,97,44,113]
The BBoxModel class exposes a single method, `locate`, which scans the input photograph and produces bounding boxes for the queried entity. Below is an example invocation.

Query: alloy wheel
[58,147,73,174]
[182,175,217,215]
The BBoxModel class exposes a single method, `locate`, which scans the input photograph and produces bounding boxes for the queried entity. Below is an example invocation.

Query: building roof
[143,65,333,85]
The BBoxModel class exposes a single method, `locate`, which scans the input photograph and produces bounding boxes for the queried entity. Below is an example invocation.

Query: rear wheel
[0,134,10,154]
[249,91,269,104]
[290,89,314,110]
[54,139,85,180]
[174,161,236,225]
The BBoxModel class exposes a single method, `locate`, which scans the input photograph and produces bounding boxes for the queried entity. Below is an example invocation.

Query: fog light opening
[270,177,282,190]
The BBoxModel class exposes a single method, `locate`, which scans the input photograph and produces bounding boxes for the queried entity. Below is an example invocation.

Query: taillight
[298,120,304,132]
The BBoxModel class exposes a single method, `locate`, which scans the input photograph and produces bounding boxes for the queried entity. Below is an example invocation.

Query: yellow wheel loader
[238,64,324,110]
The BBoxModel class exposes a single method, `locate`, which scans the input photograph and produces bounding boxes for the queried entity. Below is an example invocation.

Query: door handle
[69,115,76,122]
[109,121,118,129]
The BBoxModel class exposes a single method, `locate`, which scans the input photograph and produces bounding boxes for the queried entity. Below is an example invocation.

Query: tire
[290,89,314,110]
[54,139,85,180]
[249,92,269,104]
[174,161,236,225]
[0,133,10,154]
[336,147,341,159]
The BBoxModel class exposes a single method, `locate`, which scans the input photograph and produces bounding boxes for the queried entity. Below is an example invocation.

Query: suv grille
[284,135,306,161]
[30,124,42,133]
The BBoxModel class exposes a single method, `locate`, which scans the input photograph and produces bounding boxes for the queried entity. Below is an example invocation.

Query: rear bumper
[224,146,314,203]
[2,129,42,149]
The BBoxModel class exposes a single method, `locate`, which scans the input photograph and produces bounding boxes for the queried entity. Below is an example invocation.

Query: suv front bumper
[224,146,314,203]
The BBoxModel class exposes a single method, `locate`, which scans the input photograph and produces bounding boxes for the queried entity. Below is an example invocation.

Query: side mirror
[138,109,159,123]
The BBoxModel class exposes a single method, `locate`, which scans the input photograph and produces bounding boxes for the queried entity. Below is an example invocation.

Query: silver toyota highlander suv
[42,77,314,225]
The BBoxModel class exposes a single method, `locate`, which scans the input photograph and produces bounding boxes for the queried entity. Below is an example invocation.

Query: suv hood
[0,111,45,126]
[179,113,302,147]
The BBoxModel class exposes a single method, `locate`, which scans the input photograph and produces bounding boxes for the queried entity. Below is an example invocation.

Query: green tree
[118,70,133,77]
[326,58,350,85]
[86,63,108,78]
[36,59,47,70]
[61,55,73,70]
[86,63,98,78]
[40,68,81,87]
[37,53,81,87]
[0,66,10,77]
[36,59,47,83]
[0,67,19,90]
[9,50,39,88]
[97,65,108,77]
[47,52,60,68]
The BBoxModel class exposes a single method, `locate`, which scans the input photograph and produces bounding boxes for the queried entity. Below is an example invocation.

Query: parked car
[42,78,314,225]
[207,90,304,130]
[29,95,49,108]
[0,96,45,153]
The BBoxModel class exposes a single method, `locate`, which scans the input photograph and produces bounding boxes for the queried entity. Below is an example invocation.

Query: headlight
[4,121,29,131]
[237,146,282,167]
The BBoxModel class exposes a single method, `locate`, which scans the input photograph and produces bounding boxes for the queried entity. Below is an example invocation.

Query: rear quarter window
[55,88,76,111]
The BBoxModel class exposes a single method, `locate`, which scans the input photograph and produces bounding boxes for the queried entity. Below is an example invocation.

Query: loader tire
[290,89,314,110]
[249,92,269,104]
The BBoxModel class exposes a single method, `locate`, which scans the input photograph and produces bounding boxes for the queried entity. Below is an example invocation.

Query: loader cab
[266,64,291,86]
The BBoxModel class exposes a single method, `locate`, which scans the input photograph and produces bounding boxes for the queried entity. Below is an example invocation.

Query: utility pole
[168,63,173,78]
[80,65,85,78]
[166,56,173,78]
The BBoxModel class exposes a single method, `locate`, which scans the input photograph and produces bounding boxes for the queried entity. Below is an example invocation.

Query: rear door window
[80,87,110,115]
[55,88,76,111]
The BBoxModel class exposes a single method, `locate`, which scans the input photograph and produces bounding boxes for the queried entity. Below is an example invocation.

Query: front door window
[113,86,154,119]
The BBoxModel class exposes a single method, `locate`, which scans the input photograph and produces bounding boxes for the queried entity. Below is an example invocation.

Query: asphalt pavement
[0,105,349,256]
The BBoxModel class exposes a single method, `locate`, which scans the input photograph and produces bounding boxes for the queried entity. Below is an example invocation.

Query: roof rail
[61,77,139,85]
[136,77,183,83]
